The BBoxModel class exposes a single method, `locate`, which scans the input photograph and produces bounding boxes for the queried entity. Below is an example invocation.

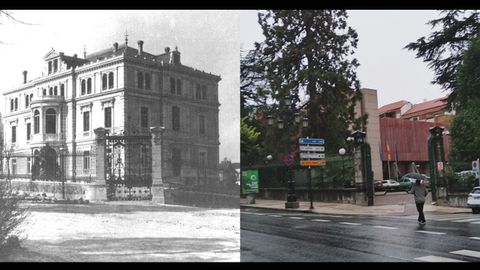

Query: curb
[241,203,472,216]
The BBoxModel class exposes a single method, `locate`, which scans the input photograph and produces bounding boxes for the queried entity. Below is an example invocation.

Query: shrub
[0,181,28,257]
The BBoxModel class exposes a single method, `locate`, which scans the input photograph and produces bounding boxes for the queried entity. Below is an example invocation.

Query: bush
[0,181,28,257]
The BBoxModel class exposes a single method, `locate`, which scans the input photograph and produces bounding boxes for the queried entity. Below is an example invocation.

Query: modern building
[2,38,221,192]
[378,96,453,179]
[354,88,382,181]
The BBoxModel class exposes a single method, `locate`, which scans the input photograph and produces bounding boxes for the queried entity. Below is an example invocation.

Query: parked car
[467,187,480,214]
[398,177,416,191]
[381,180,400,191]
[456,170,479,180]
[374,180,383,191]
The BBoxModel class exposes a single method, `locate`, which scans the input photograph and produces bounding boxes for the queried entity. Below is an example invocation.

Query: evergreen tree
[450,34,480,163]
[255,10,366,153]
[241,116,262,166]
[405,10,480,108]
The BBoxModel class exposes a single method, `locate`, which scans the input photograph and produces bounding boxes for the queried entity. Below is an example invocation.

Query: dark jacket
[409,183,428,203]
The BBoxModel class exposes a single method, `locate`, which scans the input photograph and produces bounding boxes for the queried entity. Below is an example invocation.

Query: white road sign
[300,152,325,159]
[299,145,325,152]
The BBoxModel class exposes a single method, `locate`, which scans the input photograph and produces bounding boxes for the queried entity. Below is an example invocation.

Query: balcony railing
[31,95,65,106]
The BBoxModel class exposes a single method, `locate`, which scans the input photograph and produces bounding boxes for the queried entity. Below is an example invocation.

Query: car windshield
[472,189,480,194]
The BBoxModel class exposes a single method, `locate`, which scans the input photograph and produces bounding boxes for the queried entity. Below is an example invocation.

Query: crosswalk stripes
[415,255,466,262]
[452,218,480,223]
[450,250,480,259]
[415,249,480,262]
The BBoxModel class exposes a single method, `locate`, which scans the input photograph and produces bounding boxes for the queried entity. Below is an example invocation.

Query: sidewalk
[240,198,471,216]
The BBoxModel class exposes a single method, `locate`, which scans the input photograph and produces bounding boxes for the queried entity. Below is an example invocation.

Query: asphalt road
[241,208,480,262]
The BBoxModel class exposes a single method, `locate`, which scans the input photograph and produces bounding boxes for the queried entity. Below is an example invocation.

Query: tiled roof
[378,100,409,114]
[402,97,448,118]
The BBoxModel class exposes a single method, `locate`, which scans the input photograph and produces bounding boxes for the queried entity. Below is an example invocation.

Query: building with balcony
[2,38,221,188]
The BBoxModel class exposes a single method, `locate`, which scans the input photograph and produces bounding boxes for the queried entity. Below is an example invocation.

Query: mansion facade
[3,39,221,187]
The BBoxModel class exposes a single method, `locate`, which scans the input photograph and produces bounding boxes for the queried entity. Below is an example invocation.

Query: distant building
[354,88,382,181]
[378,96,453,179]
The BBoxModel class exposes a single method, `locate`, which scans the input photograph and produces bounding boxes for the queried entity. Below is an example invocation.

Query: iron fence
[254,155,355,190]
[0,151,95,183]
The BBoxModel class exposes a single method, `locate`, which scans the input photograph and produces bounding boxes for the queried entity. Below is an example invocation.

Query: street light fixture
[339,148,346,185]
[266,95,308,209]
[59,146,66,200]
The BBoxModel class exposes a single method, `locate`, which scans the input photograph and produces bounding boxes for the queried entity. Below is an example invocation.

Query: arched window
[87,78,92,94]
[137,72,144,89]
[34,110,40,134]
[14,98,18,110]
[81,79,86,95]
[176,79,182,95]
[54,86,58,96]
[30,93,33,103]
[60,85,65,97]
[25,95,29,108]
[145,73,151,90]
[43,89,46,96]
[49,87,53,96]
[102,74,108,90]
[10,99,14,111]
[45,108,56,134]
[108,72,114,89]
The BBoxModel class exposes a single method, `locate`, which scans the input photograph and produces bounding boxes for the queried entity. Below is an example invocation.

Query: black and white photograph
[0,10,240,262]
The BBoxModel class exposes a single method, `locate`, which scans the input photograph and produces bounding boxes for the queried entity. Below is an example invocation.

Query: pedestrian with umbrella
[409,179,428,224]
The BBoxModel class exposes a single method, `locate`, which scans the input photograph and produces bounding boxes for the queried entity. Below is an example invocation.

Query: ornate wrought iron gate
[105,135,152,200]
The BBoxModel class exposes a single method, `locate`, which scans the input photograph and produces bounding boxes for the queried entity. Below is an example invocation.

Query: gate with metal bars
[105,134,152,200]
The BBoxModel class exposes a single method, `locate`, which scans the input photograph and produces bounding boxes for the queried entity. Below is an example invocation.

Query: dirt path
[4,202,240,262]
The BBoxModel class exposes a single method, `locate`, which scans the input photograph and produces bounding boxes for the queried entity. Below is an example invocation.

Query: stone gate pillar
[150,126,165,204]
[351,131,374,206]
[85,127,108,201]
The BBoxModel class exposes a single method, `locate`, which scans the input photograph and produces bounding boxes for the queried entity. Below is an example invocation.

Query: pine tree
[405,10,480,108]
[450,34,480,163]
[255,10,366,153]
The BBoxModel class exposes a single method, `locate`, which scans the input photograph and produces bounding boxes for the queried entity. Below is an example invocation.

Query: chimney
[113,42,119,52]
[172,46,181,65]
[22,70,27,84]
[137,40,144,55]
[165,47,170,53]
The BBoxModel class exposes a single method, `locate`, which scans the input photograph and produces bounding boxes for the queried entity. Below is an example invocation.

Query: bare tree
[0,10,35,45]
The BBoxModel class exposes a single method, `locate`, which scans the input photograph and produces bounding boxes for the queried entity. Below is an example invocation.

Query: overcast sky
[0,10,239,162]
[240,10,446,107]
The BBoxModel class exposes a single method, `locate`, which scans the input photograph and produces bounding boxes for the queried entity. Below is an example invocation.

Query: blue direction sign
[299,138,324,145]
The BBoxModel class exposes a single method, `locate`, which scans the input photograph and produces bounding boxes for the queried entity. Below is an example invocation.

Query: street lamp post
[267,95,308,209]
[59,146,66,200]
[339,148,346,184]
[4,148,12,189]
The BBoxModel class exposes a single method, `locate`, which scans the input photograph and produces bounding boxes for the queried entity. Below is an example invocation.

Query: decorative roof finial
[83,44,87,59]
[125,30,129,47]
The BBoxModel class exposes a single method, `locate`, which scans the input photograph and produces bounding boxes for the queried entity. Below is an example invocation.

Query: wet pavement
[241,207,480,262]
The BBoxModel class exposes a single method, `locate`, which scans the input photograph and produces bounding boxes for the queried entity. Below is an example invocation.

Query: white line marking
[416,230,446,235]
[373,226,398,230]
[450,249,480,258]
[452,218,480,223]
[415,255,465,262]
[471,221,480,224]
[312,219,330,222]
[469,237,480,241]
[268,215,282,218]
[339,222,361,226]
[289,217,304,220]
